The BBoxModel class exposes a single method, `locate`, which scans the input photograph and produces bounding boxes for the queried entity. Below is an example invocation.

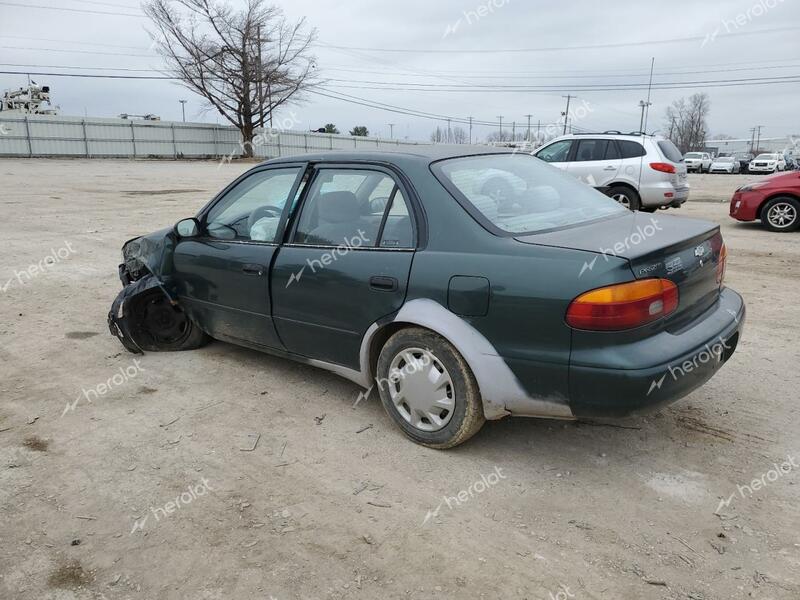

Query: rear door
[566,138,622,187]
[270,164,417,369]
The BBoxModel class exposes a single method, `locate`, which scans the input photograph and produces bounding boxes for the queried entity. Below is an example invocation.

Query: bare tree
[451,126,467,144]
[665,93,710,154]
[144,0,317,157]
[430,126,447,143]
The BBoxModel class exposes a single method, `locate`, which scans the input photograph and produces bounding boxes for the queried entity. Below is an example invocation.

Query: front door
[173,165,305,349]
[270,165,417,369]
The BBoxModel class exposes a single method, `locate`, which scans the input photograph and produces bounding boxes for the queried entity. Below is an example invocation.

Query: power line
[0,1,145,17]
[315,24,800,54]
[0,46,155,58]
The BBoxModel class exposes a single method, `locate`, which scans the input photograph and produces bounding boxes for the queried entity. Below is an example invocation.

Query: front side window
[435,154,626,235]
[205,167,301,242]
[293,169,412,247]
[536,140,572,163]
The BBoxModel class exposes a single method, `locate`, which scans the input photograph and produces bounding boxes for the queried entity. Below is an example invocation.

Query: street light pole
[178,99,187,123]
[388,123,395,139]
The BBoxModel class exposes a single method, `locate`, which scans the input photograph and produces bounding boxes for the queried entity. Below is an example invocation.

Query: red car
[730,171,800,232]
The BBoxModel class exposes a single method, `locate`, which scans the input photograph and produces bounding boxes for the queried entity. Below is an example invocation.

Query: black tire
[129,290,209,351]
[376,327,485,449]
[606,186,641,211]
[761,196,800,233]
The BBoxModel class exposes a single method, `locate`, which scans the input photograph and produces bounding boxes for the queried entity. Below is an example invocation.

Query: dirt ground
[1,160,798,600]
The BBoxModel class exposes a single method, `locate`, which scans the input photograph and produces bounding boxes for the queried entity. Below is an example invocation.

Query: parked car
[709,156,741,174]
[533,133,689,211]
[749,153,787,174]
[733,152,755,173]
[730,171,800,231]
[108,148,744,448]
[684,152,712,173]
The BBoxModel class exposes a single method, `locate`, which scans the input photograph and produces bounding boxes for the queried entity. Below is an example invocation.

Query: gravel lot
[1,160,798,600]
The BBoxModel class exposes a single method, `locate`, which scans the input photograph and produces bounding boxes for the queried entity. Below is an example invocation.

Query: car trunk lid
[515,212,724,323]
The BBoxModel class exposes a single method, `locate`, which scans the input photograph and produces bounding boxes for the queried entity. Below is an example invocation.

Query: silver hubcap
[767,202,797,228]
[388,347,455,432]
[612,193,631,208]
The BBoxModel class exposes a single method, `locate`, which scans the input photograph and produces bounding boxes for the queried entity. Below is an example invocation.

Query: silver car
[684,152,712,173]
[709,156,741,174]
[534,133,689,211]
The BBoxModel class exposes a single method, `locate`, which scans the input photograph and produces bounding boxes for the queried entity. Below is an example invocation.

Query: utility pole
[561,95,574,135]
[749,127,756,154]
[512,121,516,141]
[496,116,504,141]
[446,118,452,143]
[755,125,763,153]
[524,114,532,142]
[388,123,395,139]
[536,120,541,144]
[178,99,187,122]
[468,116,473,144]
[638,100,652,133]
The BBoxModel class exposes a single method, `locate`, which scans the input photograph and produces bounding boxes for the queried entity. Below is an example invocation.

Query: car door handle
[370,276,398,291]
[242,264,264,276]
[603,166,617,170]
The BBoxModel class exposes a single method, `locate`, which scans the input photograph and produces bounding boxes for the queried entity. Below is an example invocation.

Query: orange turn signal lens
[717,243,728,286]
[566,279,679,331]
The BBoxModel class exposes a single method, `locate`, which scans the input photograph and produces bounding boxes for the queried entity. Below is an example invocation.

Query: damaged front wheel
[109,280,208,353]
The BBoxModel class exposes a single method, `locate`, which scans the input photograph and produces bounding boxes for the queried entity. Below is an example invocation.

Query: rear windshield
[715,157,735,162]
[433,154,626,235]
[656,141,684,162]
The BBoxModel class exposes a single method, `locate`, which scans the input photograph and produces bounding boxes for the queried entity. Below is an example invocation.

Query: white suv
[533,133,689,211]
[749,153,786,173]
[684,152,712,173]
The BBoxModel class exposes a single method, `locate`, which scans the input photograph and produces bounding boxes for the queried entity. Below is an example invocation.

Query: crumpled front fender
[108,273,174,354]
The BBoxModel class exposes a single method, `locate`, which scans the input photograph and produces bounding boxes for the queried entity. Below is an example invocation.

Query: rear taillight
[566,279,679,331]
[717,243,727,286]
[650,162,677,174]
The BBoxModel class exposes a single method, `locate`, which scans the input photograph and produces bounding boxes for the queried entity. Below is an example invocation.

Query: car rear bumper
[640,182,690,207]
[567,287,745,418]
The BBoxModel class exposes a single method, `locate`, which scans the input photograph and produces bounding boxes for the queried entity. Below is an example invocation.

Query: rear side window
[658,140,684,163]
[434,154,626,235]
[574,139,609,162]
[618,140,646,159]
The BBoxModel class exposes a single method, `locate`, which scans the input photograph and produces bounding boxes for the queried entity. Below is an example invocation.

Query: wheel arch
[359,299,573,421]
[757,192,800,221]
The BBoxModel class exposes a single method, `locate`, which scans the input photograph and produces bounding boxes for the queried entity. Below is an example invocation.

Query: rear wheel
[376,327,485,449]
[762,197,800,232]
[606,186,641,211]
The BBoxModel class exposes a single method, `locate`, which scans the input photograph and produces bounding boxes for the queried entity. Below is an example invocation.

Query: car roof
[259,144,511,166]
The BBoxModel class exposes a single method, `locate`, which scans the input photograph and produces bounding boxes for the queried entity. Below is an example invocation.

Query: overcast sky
[1,0,798,142]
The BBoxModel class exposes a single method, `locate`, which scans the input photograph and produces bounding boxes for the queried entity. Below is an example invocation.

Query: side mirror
[174,218,200,238]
